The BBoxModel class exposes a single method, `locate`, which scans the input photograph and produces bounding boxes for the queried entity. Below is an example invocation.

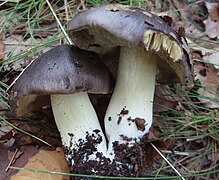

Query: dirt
[117,106,129,125]
[134,118,146,131]
[65,131,161,179]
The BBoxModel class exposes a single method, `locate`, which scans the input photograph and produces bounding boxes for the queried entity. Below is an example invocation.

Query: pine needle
[150,142,185,180]
[45,0,73,45]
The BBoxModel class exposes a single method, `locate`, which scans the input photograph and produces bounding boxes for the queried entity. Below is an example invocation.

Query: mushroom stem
[51,92,107,158]
[104,47,157,156]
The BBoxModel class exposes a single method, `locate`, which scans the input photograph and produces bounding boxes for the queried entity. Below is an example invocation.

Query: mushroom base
[67,132,160,178]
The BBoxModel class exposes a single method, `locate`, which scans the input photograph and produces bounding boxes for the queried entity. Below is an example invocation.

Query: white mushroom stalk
[51,92,107,158]
[104,46,158,156]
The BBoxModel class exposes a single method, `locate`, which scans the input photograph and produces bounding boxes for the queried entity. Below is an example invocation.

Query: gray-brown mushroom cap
[9,44,114,116]
[68,4,193,86]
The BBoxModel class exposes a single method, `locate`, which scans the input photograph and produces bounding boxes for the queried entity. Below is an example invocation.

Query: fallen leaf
[206,2,219,23]
[166,0,206,39]
[11,147,70,180]
[194,61,219,108]
[203,17,219,39]
[0,143,9,176]
[18,122,41,134]
[0,145,38,180]
[0,121,15,148]
[190,43,219,68]
[144,128,167,164]
[203,50,219,71]
[153,85,177,113]
[191,46,219,109]
[204,2,219,39]
[0,130,13,143]
[0,121,13,136]
[20,135,34,144]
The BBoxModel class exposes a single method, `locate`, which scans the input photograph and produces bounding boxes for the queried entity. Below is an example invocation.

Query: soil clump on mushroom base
[65,131,157,179]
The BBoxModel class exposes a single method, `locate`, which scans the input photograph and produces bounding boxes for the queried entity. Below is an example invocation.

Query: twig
[64,0,69,21]
[45,0,73,45]
[0,0,8,7]
[161,150,191,156]
[150,142,186,180]
[5,148,19,172]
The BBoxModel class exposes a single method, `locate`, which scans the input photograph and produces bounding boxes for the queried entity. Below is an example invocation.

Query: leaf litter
[0,0,219,179]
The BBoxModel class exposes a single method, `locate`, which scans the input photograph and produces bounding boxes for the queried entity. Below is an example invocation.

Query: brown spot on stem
[117,107,129,125]
[119,107,129,115]
[134,118,146,131]
[117,116,122,125]
[120,134,133,142]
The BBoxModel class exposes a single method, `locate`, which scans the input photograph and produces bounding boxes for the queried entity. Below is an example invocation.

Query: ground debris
[67,130,166,179]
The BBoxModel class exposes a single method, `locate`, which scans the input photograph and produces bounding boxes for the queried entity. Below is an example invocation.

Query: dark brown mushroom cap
[9,45,114,116]
[68,4,193,86]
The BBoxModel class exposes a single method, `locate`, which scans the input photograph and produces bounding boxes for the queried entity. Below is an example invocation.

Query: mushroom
[9,44,114,159]
[68,4,193,157]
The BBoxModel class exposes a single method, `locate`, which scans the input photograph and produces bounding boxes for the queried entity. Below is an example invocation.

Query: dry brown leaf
[203,50,219,71]
[170,0,206,38]
[0,130,13,143]
[191,46,219,109]
[17,123,41,134]
[204,17,219,39]
[153,85,177,113]
[0,145,38,180]
[0,144,10,177]
[0,121,15,147]
[188,44,219,109]
[20,135,34,144]
[206,2,219,23]
[204,2,219,39]
[194,61,219,108]
[0,121,13,136]
[11,147,70,180]
[144,128,167,164]
[190,42,219,67]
